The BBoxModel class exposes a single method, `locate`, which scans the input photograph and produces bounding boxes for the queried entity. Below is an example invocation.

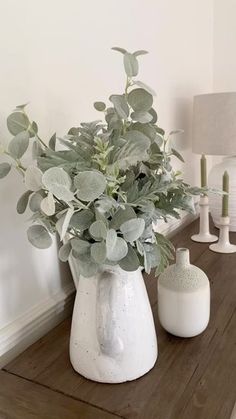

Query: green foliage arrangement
[0,47,200,277]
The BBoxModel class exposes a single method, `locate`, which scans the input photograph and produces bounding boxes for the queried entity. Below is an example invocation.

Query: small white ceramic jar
[157,248,210,338]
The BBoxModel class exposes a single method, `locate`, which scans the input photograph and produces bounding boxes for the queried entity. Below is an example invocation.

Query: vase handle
[96,271,124,357]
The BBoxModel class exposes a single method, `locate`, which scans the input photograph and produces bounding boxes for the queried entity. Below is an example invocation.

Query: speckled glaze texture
[70,265,158,383]
[158,248,210,338]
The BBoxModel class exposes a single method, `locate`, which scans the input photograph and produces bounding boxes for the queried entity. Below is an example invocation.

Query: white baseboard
[0,281,75,368]
[154,203,199,238]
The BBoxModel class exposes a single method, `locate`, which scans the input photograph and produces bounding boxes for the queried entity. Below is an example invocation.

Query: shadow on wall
[0,166,73,329]
[173,97,192,151]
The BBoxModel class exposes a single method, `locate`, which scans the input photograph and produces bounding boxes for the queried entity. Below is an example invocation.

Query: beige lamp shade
[192,92,236,155]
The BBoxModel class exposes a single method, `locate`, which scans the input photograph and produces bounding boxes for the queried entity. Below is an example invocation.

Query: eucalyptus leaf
[110,206,136,230]
[74,171,106,202]
[131,123,156,142]
[91,241,106,263]
[119,244,140,271]
[70,209,94,231]
[29,191,44,212]
[7,112,30,135]
[71,237,90,255]
[94,102,106,111]
[134,80,156,96]
[149,108,158,124]
[0,162,11,179]
[123,53,138,77]
[89,220,107,240]
[131,111,152,123]
[128,88,153,112]
[120,218,145,242]
[42,167,74,202]
[40,192,55,216]
[106,229,128,262]
[27,225,52,249]
[109,95,129,119]
[17,190,32,214]
[24,166,43,191]
[59,241,72,262]
[8,131,30,159]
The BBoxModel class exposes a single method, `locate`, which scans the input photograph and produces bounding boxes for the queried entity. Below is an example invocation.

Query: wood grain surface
[2,219,236,419]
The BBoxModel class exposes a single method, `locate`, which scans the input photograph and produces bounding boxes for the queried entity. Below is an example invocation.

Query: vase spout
[176,248,190,268]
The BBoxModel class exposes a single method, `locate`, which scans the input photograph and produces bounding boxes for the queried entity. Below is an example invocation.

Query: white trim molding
[0,281,75,368]
[154,203,199,239]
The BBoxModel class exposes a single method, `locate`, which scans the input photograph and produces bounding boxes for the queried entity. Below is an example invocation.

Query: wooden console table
[1,219,236,419]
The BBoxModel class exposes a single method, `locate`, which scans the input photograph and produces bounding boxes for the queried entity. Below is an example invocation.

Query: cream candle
[201,154,207,188]
[222,171,229,217]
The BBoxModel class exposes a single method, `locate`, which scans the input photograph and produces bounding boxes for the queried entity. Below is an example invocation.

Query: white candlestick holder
[209,216,236,253]
[191,195,218,243]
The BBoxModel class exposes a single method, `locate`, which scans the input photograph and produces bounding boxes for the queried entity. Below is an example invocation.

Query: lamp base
[191,233,218,243]
[209,156,236,232]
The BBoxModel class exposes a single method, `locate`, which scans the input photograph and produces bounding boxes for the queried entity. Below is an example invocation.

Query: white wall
[214,0,236,92]
[212,0,236,166]
[0,0,214,360]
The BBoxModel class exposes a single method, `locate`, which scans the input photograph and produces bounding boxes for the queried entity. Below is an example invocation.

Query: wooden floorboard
[3,219,236,419]
[0,370,120,419]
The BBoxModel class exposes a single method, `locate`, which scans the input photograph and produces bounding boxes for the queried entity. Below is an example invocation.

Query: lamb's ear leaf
[123,53,139,77]
[49,133,56,151]
[27,225,52,249]
[8,131,30,159]
[119,244,140,271]
[171,148,185,163]
[133,50,148,57]
[0,162,11,179]
[16,190,32,214]
[112,47,127,54]
[56,208,74,240]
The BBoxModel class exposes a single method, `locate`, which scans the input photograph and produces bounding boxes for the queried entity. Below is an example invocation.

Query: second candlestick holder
[209,216,236,253]
[191,195,218,243]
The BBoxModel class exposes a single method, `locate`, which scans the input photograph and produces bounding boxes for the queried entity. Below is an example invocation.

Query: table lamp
[192,92,236,231]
